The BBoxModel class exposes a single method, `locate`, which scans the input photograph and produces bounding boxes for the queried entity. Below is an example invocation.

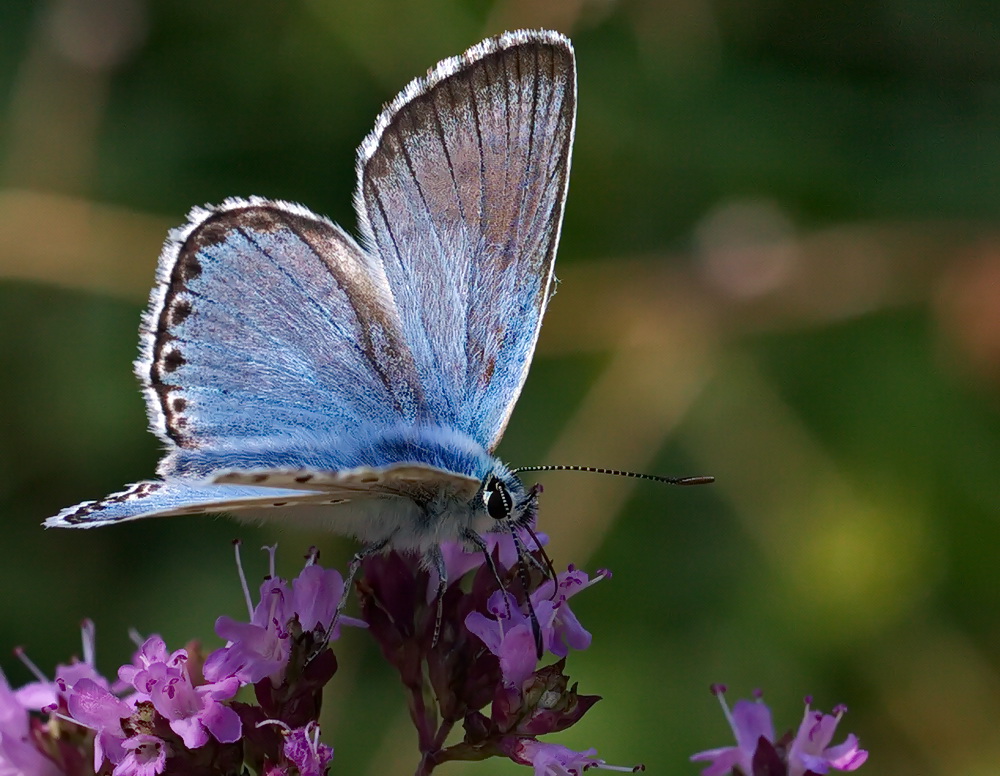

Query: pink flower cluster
[68,635,242,773]
[465,564,604,688]
[0,538,872,776]
[0,544,358,776]
[691,685,868,776]
[359,531,636,776]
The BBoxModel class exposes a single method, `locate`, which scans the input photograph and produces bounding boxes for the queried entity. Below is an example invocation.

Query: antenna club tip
[678,475,715,486]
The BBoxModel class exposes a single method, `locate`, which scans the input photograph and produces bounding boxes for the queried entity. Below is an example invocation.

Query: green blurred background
[3,1,1000,774]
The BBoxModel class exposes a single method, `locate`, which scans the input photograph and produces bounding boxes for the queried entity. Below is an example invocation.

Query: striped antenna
[511,465,714,486]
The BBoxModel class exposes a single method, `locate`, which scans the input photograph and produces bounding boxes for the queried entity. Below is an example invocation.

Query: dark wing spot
[172,397,187,412]
[134,482,163,497]
[162,349,186,372]
[177,254,202,282]
[169,299,192,325]
[294,473,314,483]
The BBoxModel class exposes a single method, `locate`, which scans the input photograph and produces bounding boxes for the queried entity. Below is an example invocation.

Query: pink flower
[689,694,772,776]
[465,566,607,687]
[533,565,605,657]
[466,590,539,687]
[117,735,167,776]
[691,686,867,776]
[787,701,868,776]
[63,677,133,772]
[0,669,61,776]
[204,575,294,685]
[204,545,363,685]
[507,739,640,776]
[511,740,602,776]
[281,722,333,776]
[119,636,241,749]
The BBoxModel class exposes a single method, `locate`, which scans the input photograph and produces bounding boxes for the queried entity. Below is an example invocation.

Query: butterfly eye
[483,477,512,520]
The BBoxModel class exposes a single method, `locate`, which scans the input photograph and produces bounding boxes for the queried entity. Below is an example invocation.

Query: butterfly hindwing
[139,198,424,452]
[356,30,577,450]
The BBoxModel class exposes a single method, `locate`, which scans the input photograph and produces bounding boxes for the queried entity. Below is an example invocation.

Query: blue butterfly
[46,30,576,587]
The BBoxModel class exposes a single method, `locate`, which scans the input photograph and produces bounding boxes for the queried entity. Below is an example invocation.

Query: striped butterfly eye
[483,476,513,520]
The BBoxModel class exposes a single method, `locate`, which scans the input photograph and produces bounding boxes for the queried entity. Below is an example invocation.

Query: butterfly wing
[139,197,424,454]
[46,462,480,529]
[48,480,342,527]
[356,29,577,450]
[47,197,444,528]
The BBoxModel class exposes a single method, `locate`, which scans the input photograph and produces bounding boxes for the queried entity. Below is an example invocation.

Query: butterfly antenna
[512,465,714,486]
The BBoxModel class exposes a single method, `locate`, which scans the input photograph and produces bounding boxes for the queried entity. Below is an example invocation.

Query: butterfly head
[479,470,539,532]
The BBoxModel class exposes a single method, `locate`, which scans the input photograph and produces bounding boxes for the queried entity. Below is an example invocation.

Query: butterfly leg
[310,538,389,662]
[517,541,552,577]
[460,528,544,658]
[459,529,512,622]
[427,545,448,648]
[509,529,545,659]
[462,531,510,620]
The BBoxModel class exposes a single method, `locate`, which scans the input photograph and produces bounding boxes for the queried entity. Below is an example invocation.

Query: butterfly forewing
[49,479,344,527]
[356,30,576,450]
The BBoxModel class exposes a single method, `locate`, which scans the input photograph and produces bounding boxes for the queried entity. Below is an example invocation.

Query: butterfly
[46,30,577,593]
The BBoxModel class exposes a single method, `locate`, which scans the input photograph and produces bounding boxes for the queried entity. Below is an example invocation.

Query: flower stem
[407,680,436,753]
